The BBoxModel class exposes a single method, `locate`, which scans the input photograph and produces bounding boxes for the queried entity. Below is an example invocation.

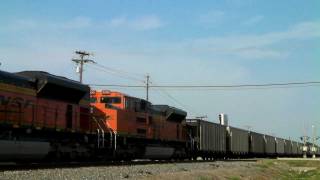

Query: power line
[87,63,145,83]
[89,81,320,90]
[147,84,320,91]
[144,81,320,88]
[91,63,145,80]
[150,79,201,117]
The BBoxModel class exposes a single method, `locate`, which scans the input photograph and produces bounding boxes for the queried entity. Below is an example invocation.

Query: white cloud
[243,15,264,26]
[181,21,320,59]
[5,16,92,31]
[199,10,225,24]
[4,15,164,32]
[236,48,288,59]
[131,15,164,30]
[108,15,164,30]
[109,16,127,27]
[13,19,38,29]
[56,17,92,29]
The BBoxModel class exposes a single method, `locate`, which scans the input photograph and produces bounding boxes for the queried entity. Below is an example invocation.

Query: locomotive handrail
[92,116,115,149]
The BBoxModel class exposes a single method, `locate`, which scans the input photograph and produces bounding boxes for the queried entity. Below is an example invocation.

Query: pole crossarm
[72,51,95,83]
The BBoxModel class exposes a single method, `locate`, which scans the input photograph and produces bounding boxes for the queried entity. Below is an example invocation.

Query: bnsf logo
[0,95,34,108]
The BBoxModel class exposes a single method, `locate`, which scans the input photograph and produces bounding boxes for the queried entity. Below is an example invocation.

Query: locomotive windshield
[100,97,121,104]
[90,97,97,103]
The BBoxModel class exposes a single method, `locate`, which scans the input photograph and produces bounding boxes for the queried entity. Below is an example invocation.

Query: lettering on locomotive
[0,95,34,108]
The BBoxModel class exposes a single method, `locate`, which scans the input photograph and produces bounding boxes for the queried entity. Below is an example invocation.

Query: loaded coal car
[186,119,226,160]
[284,139,293,157]
[316,145,320,157]
[226,126,249,157]
[0,70,93,162]
[296,141,303,156]
[264,135,276,157]
[297,142,302,155]
[291,141,298,156]
[90,90,188,160]
[275,138,285,157]
[249,131,265,157]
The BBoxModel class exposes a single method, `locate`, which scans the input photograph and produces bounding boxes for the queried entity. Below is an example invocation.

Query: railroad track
[0,158,259,171]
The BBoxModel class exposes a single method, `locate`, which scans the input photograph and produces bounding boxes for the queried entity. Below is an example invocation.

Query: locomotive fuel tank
[0,140,50,161]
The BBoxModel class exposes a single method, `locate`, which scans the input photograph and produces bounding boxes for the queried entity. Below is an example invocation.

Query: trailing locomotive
[0,69,318,162]
[0,70,94,161]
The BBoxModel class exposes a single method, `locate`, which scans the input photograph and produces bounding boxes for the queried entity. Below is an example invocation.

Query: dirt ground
[1,159,320,180]
[142,159,320,180]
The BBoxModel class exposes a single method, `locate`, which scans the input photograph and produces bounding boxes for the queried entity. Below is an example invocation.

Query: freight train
[0,70,318,162]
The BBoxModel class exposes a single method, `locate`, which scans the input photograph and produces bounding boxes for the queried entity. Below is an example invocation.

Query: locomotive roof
[152,105,187,115]
[152,105,187,122]
[186,118,223,126]
[16,71,90,103]
[0,70,34,88]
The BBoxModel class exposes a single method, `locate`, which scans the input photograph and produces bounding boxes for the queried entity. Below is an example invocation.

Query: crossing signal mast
[311,125,320,158]
[72,51,95,83]
[300,135,310,158]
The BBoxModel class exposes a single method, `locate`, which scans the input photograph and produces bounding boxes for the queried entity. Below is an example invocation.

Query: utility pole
[146,74,150,101]
[312,125,316,158]
[311,125,320,158]
[301,135,309,158]
[301,120,309,158]
[72,51,95,83]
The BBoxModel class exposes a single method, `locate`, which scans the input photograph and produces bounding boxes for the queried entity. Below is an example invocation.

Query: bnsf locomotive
[0,70,187,161]
[0,70,318,162]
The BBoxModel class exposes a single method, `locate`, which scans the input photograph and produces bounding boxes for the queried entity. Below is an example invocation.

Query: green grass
[281,160,320,168]
[258,159,275,167]
[228,176,241,180]
[197,176,211,180]
[280,169,320,180]
[259,159,320,180]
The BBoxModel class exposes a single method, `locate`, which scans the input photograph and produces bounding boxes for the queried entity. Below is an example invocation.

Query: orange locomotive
[2,71,92,131]
[0,69,188,161]
[0,70,94,161]
[91,90,188,159]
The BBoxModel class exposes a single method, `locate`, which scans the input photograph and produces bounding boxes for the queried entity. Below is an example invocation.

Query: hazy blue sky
[0,0,319,140]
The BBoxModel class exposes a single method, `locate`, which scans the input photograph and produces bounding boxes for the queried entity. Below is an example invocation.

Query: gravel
[0,161,257,180]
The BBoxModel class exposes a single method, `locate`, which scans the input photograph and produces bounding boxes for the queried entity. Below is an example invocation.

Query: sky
[0,0,319,141]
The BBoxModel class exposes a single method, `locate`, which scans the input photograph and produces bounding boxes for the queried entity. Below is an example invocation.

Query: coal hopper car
[249,132,265,157]
[264,135,276,157]
[186,119,226,160]
[226,126,249,157]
